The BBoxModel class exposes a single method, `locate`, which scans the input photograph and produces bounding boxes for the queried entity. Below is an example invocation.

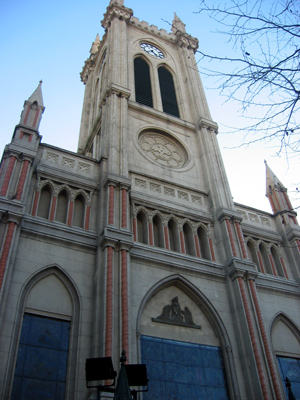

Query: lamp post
[86,350,148,400]
[285,377,296,400]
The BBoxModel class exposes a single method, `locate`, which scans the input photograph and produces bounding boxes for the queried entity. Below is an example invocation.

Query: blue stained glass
[141,335,229,400]
[277,356,300,400]
[146,359,165,380]
[11,314,70,400]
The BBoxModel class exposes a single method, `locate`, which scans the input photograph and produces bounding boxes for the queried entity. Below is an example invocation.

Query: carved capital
[174,33,199,53]
[106,83,131,99]
[101,3,133,30]
[80,59,96,84]
[198,117,218,133]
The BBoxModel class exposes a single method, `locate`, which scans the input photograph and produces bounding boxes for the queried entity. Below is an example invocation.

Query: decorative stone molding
[164,187,175,197]
[46,151,59,163]
[198,117,218,133]
[78,162,91,173]
[149,182,161,193]
[249,213,259,223]
[260,216,271,226]
[138,130,188,168]
[237,209,248,220]
[178,190,188,201]
[80,58,96,84]
[105,83,131,99]
[62,157,75,168]
[191,194,202,205]
[101,3,133,30]
[135,178,146,189]
[174,32,199,52]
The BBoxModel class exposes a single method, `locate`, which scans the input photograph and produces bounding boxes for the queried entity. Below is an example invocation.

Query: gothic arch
[38,179,56,192]
[136,274,240,399]
[270,245,285,277]
[56,184,72,198]
[245,237,260,271]
[134,56,153,108]
[74,188,90,203]
[258,241,272,275]
[152,213,164,248]
[157,64,180,117]
[136,209,148,244]
[270,313,300,396]
[270,312,300,353]
[4,265,81,400]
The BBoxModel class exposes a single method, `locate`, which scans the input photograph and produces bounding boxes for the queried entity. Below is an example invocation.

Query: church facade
[0,1,300,399]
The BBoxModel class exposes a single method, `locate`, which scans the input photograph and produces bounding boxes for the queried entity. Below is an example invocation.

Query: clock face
[140,43,164,59]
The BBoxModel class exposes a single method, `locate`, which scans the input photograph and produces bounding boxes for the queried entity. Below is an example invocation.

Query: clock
[140,43,164,59]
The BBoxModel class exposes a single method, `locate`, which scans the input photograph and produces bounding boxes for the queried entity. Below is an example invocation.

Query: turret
[11,81,45,149]
[265,160,298,225]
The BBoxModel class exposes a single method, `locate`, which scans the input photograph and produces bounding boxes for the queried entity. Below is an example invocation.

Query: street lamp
[86,351,148,400]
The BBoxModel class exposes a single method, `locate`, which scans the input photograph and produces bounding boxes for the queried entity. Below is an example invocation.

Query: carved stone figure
[152,297,201,329]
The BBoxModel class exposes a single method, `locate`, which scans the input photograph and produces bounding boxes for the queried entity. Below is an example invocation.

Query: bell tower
[76,2,248,398]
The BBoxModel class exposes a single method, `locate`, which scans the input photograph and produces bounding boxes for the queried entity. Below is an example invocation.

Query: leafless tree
[195,0,300,157]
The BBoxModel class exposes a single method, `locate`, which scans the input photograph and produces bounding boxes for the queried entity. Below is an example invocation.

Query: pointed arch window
[73,194,85,228]
[168,219,180,252]
[259,243,272,274]
[55,190,68,224]
[246,241,260,272]
[37,185,52,219]
[197,226,211,260]
[271,246,284,277]
[153,214,164,248]
[183,223,195,256]
[134,58,153,108]
[158,66,180,118]
[137,211,148,244]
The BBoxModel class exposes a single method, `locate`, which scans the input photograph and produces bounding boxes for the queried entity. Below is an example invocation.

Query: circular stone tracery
[138,131,188,168]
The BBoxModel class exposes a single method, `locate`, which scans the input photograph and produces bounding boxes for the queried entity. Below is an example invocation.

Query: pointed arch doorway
[137,277,235,400]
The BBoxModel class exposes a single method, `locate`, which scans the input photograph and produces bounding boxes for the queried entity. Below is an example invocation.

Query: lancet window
[158,66,180,117]
[133,206,213,261]
[134,57,153,108]
[33,180,91,230]
[37,185,52,219]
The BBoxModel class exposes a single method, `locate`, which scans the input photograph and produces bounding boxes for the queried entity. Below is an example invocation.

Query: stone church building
[0,1,300,399]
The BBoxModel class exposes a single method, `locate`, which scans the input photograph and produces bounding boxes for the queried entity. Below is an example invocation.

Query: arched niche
[6,266,80,400]
[136,275,240,400]
[26,273,73,316]
[271,313,300,399]
[272,315,300,357]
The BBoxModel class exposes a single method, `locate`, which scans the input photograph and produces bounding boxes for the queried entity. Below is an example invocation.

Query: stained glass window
[141,335,229,400]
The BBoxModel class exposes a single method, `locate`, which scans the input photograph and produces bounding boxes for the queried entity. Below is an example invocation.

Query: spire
[27,80,44,107]
[19,81,45,131]
[90,34,101,57]
[265,160,293,215]
[265,160,287,197]
[172,13,186,34]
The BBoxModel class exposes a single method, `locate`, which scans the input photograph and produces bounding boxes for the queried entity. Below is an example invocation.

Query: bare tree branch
[195,0,300,156]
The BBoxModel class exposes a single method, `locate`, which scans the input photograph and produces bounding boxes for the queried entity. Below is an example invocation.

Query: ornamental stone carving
[152,297,201,329]
[101,4,133,30]
[138,131,188,168]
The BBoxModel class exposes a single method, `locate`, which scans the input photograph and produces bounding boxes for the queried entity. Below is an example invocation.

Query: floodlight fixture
[85,357,117,388]
[85,352,149,399]
[125,364,148,387]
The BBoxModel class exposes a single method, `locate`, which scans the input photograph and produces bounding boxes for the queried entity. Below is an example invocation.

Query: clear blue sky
[1,0,299,213]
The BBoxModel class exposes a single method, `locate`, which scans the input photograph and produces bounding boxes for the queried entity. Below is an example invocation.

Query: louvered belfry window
[158,67,180,118]
[134,57,153,108]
